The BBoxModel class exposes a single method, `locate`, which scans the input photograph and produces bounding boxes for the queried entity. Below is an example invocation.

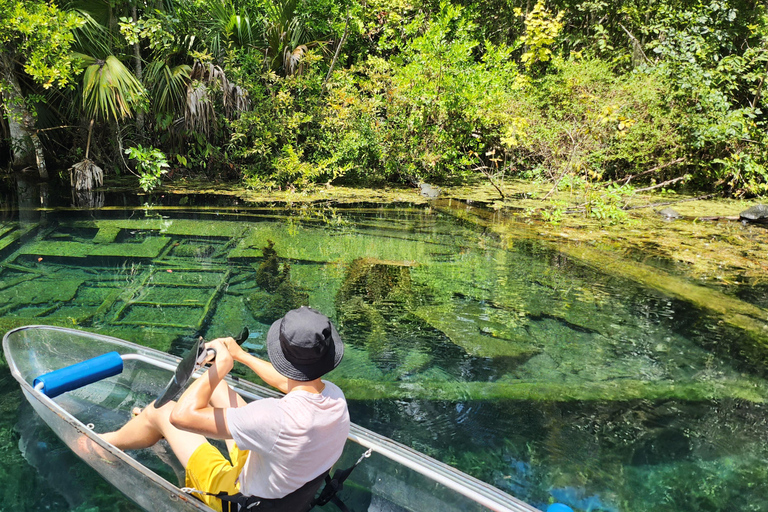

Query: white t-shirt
[226,380,350,499]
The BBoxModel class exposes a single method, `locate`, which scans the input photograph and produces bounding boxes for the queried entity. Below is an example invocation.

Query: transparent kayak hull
[3,325,539,512]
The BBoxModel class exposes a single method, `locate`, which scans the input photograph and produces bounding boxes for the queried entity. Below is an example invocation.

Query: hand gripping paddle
[155,327,249,408]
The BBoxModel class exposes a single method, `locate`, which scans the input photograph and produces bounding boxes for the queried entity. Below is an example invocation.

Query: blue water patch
[548,487,618,512]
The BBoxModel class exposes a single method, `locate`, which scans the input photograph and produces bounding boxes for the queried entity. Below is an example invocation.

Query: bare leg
[102,401,207,467]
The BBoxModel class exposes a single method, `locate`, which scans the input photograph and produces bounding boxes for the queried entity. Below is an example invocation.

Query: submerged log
[435,200,768,367]
[331,377,768,403]
[559,243,768,340]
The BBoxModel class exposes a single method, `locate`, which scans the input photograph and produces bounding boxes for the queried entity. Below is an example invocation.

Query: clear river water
[1,177,767,512]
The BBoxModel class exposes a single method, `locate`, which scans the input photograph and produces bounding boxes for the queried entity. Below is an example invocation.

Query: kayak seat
[216,469,329,512]
[215,447,370,512]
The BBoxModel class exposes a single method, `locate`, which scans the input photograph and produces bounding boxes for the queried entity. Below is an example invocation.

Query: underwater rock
[419,182,440,199]
[656,207,681,220]
[739,204,768,223]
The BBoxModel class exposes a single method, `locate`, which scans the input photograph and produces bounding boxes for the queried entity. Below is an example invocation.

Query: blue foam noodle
[33,352,124,398]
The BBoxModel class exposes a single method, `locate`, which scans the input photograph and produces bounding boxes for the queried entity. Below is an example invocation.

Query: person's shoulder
[320,380,346,400]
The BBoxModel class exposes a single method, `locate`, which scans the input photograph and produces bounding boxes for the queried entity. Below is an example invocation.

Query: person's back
[227,379,350,499]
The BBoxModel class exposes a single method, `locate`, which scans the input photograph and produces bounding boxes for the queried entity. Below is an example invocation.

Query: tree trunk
[0,52,48,179]
[132,4,145,136]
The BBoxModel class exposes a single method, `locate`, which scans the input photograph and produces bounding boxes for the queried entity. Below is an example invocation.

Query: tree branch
[473,165,506,199]
[619,23,653,66]
[634,175,688,192]
[322,8,350,93]
[605,157,686,186]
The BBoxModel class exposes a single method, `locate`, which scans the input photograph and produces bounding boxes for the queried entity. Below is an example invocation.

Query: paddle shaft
[155,328,249,407]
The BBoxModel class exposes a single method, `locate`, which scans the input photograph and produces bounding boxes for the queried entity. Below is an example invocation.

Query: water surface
[1,180,767,512]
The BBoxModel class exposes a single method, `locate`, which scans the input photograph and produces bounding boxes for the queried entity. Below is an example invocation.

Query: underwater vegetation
[0,205,767,511]
[246,240,309,324]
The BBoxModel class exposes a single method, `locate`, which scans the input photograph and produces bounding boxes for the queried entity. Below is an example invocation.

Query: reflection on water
[0,184,767,511]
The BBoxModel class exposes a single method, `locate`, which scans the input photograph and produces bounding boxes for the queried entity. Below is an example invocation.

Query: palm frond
[261,0,320,76]
[228,13,256,47]
[70,9,112,57]
[145,60,191,114]
[184,60,249,133]
[81,55,146,122]
[69,158,104,191]
[284,45,308,76]
[185,81,214,137]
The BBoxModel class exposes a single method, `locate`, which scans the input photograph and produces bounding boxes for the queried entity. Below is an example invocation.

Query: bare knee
[148,401,177,432]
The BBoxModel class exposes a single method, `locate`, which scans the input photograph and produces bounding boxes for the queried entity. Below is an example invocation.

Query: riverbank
[145,177,766,286]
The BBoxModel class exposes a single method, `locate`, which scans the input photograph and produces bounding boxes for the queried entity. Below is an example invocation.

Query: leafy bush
[503,57,683,184]
[125,145,169,192]
[318,2,523,184]
[646,0,768,195]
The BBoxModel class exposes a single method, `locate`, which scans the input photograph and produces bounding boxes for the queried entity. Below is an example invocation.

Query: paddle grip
[198,348,216,365]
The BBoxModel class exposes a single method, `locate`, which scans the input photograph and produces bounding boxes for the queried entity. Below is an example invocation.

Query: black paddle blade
[154,327,249,408]
[155,338,205,408]
[235,327,249,345]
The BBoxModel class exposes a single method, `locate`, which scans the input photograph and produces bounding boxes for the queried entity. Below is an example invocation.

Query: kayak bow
[4,325,542,512]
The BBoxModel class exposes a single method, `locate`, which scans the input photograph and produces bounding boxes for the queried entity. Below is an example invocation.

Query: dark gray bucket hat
[266,306,344,381]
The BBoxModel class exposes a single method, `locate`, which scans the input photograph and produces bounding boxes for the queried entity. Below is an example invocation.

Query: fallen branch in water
[473,165,506,199]
[633,174,688,192]
[621,194,718,211]
[606,157,686,186]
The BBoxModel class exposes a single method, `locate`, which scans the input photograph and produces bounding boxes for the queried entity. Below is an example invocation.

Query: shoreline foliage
[0,0,766,199]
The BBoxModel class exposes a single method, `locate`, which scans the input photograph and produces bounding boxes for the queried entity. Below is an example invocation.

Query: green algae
[0,277,81,309]
[0,203,765,407]
[131,286,207,305]
[92,226,121,243]
[0,228,20,252]
[411,305,540,359]
[328,377,768,402]
[172,242,218,259]
[20,237,171,259]
[246,241,308,324]
[117,304,206,329]
[149,269,227,287]
[434,198,768,369]
[229,221,452,262]
[73,218,248,238]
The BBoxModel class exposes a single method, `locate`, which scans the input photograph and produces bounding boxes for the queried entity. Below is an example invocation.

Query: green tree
[0,0,82,178]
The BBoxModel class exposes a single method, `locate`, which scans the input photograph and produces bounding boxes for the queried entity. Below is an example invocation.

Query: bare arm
[221,337,290,394]
[170,339,233,439]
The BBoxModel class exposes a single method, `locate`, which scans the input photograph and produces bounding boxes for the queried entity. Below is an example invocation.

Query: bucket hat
[266,306,344,381]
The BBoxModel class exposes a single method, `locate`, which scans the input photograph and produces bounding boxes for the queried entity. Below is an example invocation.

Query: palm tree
[263,0,316,76]
[69,53,145,190]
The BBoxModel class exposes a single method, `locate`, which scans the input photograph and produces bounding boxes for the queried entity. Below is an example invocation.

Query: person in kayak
[101,306,349,511]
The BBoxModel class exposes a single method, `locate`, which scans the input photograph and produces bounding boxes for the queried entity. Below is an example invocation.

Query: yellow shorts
[185,442,250,512]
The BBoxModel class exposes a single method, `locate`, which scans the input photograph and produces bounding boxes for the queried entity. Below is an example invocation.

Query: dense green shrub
[512,57,684,183]
[646,0,768,195]
[318,3,523,184]
[5,0,767,195]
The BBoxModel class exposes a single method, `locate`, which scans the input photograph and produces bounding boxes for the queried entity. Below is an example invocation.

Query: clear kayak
[3,325,541,512]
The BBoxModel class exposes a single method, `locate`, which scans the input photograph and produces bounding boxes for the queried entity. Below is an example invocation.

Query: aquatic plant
[247,240,308,323]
